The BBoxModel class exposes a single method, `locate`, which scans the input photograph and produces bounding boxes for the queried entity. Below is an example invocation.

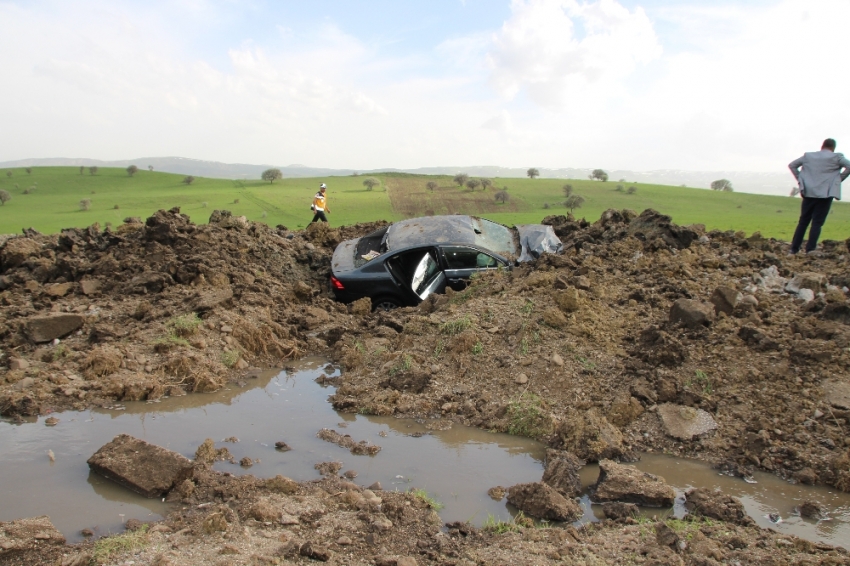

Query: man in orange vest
[311,183,330,223]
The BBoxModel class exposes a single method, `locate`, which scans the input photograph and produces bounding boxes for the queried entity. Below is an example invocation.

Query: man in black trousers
[788,138,850,255]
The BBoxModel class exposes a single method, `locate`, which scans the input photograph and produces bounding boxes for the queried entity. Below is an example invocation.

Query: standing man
[311,183,330,223]
[788,138,850,255]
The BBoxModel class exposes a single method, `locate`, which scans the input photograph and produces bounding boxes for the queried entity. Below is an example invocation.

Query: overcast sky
[1,0,847,174]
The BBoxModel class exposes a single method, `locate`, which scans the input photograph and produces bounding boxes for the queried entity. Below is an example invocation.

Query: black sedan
[330,215,562,310]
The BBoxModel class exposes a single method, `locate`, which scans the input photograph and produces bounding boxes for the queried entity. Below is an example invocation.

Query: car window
[443,246,499,270]
[411,252,440,295]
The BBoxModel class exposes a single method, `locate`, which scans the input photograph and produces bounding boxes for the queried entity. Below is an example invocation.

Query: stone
[24,280,39,292]
[292,281,314,302]
[274,441,292,451]
[740,294,758,307]
[506,482,582,521]
[608,396,645,427]
[1,238,42,268]
[44,282,73,298]
[655,522,679,548]
[602,502,638,522]
[79,279,101,295]
[669,299,715,329]
[553,407,635,462]
[8,357,29,371]
[542,307,568,328]
[592,460,675,507]
[554,288,581,312]
[371,514,393,531]
[684,488,753,526]
[786,272,827,294]
[710,286,742,315]
[87,434,194,498]
[798,500,823,520]
[350,297,372,315]
[0,516,65,556]
[823,379,850,410]
[570,275,591,291]
[551,353,564,367]
[541,449,583,498]
[657,404,718,440]
[798,289,815,302]
[24,314,85,343]
[515,373,528,385]
[191,287,234,312]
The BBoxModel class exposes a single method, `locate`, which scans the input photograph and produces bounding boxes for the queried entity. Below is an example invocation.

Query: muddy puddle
[1,357,849,548]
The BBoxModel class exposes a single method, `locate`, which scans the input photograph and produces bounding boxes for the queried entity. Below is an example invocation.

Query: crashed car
[329,215,562,310]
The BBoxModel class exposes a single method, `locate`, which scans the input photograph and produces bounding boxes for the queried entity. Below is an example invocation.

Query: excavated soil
[3,206,850,564]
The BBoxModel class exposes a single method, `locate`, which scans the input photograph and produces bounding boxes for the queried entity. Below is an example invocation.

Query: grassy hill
[0,166,847,241]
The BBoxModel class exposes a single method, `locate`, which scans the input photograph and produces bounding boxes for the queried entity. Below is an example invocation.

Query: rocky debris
[786,272,827,295]
[592,460,675,507]
[87,434,194,498]
[8,357,29,370]
[754,265,787,293]
[654,521,680,549]
[300,541,333,561]
[657,404,718,440]
[316,428,381,455]
[505,482,582,521]
[274,441,292,451]
[314,461,343,476]
[710,286,741,315]
[798,500,824,520]
[626,209,697,250]
[194,439,234,465]
[23,314,85,343]
[0,516,65,556]
[541,449,583,497]
[823,378,850,410]
[602,502,638,522]
[669,299,715,329]
[487,486,506,500]
[552,408,635,462]
[684,488,753,526]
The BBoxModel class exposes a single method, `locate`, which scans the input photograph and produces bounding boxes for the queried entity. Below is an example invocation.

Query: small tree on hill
[426,181,438,191]
[564,194,585,214]
[710,179,733,192]
[453,173,469,187]
[495,190,509,204]
[261,168,282,184]
[363,177,380,191]
[79,166,84,175]
[89,166,98,175]
[591,169,608,182]
[527,168,539,179]
[466,178,481,191]
[0,190,10,205]
[563,184,573,198]
[616,184,624,192]
[5,171,10,178]
[79,199,91,211]
[480,178,493,190]
[148,165,154,172]
[183,175,195,185]
[627,186,637,194]
[25,167,31,175]
[127,165,138,177]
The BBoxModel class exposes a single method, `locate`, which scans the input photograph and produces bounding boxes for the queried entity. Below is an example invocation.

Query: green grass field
[0,166,846,241]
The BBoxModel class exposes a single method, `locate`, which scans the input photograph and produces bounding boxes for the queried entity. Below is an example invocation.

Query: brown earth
[3,206,850,563]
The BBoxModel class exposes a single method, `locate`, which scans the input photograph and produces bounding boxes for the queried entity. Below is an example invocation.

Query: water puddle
[1,357,849,548]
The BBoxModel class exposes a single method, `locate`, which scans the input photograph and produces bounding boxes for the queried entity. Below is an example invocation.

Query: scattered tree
[362,177,380,191]
[89,166,98,175]
[616,184,624,192]
[183,175,195,185]
[79,199,91,211]
[543,202,550,209]
[619,178,626,182]
[426,181,438,191]
[148,165,153,172]
[5,171,10,178]
[23,185,33,194]
[465,178,481,191]
[710,179,733,192]
[627,186,637,194]
[261,168,283,184]
[564,194,585,213]
[79,166,85,175]
[480,178,493,190]
[527,168,539,179]
[563,184,573,198]
[234,198,240,204]
[113,204,119,209]
[126,165,139,177]
[0,190,10,205]
[494,190,510,204]
[591,169,608,182]
[202,202,208,208]
[453,173,469,187]
[25,167,31,175]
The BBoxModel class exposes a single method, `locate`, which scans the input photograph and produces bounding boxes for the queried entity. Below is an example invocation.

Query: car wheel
[372,296,401,312]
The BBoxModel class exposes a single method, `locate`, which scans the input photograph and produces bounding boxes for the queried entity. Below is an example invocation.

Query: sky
[1,0,848,174]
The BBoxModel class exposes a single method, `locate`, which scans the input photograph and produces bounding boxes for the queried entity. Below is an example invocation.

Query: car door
[440,245,504,291]
[385,247,447,304]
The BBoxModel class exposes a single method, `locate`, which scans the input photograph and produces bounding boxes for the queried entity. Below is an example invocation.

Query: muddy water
[1,357,849,548]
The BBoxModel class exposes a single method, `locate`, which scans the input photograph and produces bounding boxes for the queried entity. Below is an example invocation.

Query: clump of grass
[507,392,547,437]
[221,350,240,367]
[52,343,70,361]
[92,525,149,564]
[687,370,713,395]
[483,511,533,533]
[433,338,445,358]
[389,354,413,376]
[521,299,534,315]
[167,313,203,337]
[472,341,483,355]
[411,488,444,510]
[440,315,471,335]
[152,335,190,352]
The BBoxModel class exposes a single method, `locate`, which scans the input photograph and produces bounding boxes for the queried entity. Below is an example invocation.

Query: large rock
[87,434,194,498]
[592,460,675,507]
[710,287,741,315]
[1,238,42,268]
[0,516,65,556]
[657,404,718,440]
[684,488,753,526]
[553,408,635,462]
[541,449,584,497]
[627,209,697,250]
[191,286,234,312]
[669,299,715,329]
[786,272,827,294]
[506,482,582,521]
[823,379,850,410]
[24,314,85,343]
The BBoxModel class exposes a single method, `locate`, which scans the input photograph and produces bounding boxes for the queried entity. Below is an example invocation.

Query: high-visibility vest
[312,192,327,211]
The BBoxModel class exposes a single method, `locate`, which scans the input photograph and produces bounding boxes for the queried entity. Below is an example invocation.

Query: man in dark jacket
[788,138,850,255]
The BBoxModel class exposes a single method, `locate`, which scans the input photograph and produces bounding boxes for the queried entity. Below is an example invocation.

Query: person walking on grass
[311,183,330,223]
[788,138,850,256]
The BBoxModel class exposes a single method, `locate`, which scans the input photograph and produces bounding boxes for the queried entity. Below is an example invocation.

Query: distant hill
[0,157,792,196]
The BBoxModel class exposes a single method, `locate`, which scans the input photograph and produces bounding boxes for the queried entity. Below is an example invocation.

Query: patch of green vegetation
[576,356,596,370]
[389,354,413,376]
[507,392,548,438]
[483,511,533,533]
[433,338,446,358]
[92,525,149,564]
[220,350,240,368]
[51,343,70,361]
[354,341,366,354]
[521,299,535,315]
[472,341,484,355]
[167,313,202,337]
[152,335,189,350]
[411,488,444,510]
[440,315,471,336]
[689,369,713,395]
[520,337,529,356]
